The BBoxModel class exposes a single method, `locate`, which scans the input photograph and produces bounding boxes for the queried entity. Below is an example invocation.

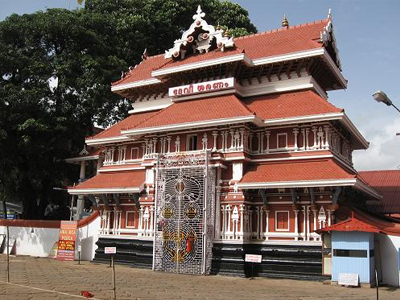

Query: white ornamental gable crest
[165,5,235,60]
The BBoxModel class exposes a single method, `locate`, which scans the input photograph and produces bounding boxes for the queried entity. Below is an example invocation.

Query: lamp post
[373,90,400,136]
[373,90,400,113]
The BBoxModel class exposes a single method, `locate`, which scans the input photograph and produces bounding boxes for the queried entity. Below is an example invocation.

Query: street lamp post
[373,90,400,136]
[373,90,400,113]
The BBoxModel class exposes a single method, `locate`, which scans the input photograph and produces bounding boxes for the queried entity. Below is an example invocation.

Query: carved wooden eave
[320,9,342,71]
[164,5,235,60]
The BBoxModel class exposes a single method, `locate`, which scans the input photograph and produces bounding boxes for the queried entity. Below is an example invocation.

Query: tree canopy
[0,0,256,219]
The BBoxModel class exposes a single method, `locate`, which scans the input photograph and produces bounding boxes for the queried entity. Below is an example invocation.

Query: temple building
[67,7,382,279]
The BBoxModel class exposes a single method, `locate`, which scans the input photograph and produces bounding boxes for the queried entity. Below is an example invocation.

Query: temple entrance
[153,152,215,275]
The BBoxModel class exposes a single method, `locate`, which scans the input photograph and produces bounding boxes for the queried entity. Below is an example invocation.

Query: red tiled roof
[358,170,400,214]
[71,170,145,191]
[234,19,328,59]
[241,159,355,184]
[243,90,343,120]
[87,111,158,141]
[130,95,254,131]
[112,54,166,86]
[113,19,330,87]
[319,216,380,233]
[319,206,400,236]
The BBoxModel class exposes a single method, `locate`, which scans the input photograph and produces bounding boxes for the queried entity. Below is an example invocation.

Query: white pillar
[293,128,299,151]
[312,209,317,241]
[76,195,85,219]
[265,210,270,240]
[294,209,299,241]
[312,126,317,149]
[79,161,86,181]
[240,205,244,240]
[265,131,270,153]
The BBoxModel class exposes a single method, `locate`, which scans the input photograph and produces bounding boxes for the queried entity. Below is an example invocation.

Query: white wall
[0,225,59,257]
[76,216,101,261]
[0,215,100,260]
[377,234,400,287]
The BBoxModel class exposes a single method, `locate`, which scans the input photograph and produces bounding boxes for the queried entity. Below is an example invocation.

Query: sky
[1,0,400,171]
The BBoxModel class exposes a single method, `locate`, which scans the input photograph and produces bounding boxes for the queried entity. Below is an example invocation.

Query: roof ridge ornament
[164,5,235,60]
[320,8,342,71]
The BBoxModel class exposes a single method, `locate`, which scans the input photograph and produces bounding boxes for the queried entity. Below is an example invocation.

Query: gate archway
[153,152,215,275]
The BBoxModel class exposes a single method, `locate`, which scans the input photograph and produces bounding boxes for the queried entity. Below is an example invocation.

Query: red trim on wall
[0,211,100,229]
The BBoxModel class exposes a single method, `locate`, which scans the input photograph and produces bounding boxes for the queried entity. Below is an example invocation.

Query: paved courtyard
[0,255,399,300]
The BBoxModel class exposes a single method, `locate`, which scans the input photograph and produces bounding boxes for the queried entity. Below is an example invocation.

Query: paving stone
[0,255,400,300]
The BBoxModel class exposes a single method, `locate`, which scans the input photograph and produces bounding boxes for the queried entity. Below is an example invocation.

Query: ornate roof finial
[282,14,289,28]
[141,48,149,61]
[193,5,205,21]
[224,28,230,38]
[327,8,332,20]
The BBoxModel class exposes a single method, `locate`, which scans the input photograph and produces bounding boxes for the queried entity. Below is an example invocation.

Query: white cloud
[353,118,400,171]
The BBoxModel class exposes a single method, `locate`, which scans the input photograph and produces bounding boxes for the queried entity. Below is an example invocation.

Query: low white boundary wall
[0,226,59,257]
[0,214,100,260]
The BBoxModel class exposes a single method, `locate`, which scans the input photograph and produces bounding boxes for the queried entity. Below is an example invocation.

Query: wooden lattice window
[126,211,136,228]
[275,211,289,231]
[277,133,287,149]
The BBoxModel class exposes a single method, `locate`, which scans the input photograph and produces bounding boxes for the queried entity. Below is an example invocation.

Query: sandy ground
[0,255,399,300]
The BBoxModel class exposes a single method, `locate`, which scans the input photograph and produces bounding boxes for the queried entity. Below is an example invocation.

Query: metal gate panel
[153,152,215,275]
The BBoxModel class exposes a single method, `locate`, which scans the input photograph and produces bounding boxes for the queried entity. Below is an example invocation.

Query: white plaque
[104,247,117,254]
[168,77,234,97]
[338,273,359,286]
[245,254,262,263]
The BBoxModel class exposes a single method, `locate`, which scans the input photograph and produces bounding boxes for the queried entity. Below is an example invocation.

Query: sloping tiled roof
[358,170,400,214]
[243,90,343,120]
[234,19,328,60]
[319,206,400,236]
[128,95,254,132]
[319,215,380,233]
[70,170,145,192]
[240,159,356,184]
[113,19,330,87]
[112,55,166,86]
[87,111,158,141]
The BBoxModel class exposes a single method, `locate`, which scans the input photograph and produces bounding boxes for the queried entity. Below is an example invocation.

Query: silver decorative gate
[153,151,215,275]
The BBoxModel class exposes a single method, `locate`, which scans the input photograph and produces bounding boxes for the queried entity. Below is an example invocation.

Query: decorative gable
[164,5,234,60]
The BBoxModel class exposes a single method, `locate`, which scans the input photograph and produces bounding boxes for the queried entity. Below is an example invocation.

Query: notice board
[57,221,77,261]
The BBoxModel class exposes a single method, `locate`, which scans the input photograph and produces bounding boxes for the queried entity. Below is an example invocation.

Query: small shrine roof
[243,90,343,121]
[68,170,145,195]
[359,170,400,214]
[319,206,400,236]
[65,147,102,163]
[121,94,256,135]
[318,215,381,233]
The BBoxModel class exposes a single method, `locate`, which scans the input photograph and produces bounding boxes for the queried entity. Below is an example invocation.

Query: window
[187,134,197,151]
[126,211,136,228]
[130,147,139,160]
[333,249,367,258]
[275,211,289,231]
[277,133,287,148]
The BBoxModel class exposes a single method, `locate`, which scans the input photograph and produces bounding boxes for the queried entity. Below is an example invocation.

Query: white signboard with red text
[168,77,235,98]
[245,254,262,263]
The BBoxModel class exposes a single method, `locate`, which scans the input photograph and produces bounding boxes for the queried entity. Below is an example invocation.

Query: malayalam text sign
[57,221,77,261]
[245,254,262,263]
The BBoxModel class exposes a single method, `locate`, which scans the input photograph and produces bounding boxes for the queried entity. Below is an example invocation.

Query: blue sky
[1,0,400,171]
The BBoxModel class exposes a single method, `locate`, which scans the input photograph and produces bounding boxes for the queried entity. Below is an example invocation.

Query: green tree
[0,1,256,219]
